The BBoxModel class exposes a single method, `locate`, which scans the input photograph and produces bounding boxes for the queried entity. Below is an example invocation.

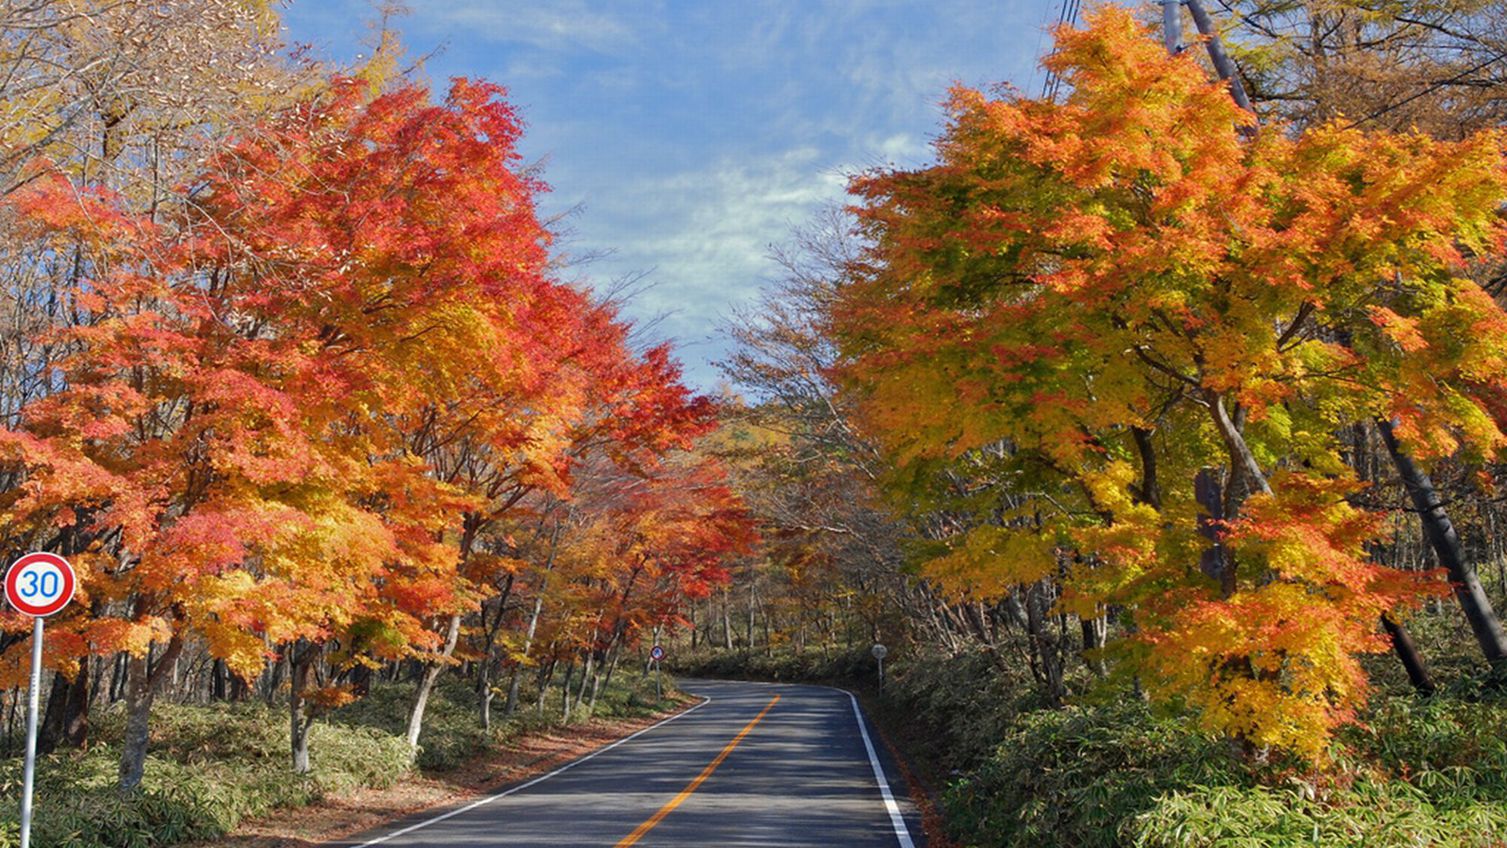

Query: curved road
[332,679,924,847]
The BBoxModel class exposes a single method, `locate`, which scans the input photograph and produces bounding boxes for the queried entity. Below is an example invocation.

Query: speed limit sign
[5,552,76,848]
[5,552,75,617]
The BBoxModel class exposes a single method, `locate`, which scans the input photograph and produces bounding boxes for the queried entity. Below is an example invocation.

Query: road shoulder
[852,688,952,848]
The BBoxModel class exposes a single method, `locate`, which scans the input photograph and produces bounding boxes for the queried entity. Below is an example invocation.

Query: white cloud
[560,147,849,383]
[411,0,641,54]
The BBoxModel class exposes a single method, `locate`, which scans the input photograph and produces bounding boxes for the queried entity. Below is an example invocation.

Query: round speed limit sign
[5,552,75,617]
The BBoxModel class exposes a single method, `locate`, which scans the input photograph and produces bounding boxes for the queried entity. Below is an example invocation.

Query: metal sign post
[871,643,887,689]
[649,644,666,701]
[5,552,77,848]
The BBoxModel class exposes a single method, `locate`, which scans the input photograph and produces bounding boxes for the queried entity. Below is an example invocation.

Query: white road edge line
[681,678,922,847]
[847,691,918,848]
[350,697,712,847]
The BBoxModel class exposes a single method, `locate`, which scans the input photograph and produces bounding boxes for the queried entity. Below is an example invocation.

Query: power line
[1342,49,1507,130]
[1040,0,1083,102]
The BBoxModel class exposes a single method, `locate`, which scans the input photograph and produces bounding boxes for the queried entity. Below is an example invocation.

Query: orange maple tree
[0,67,751,785]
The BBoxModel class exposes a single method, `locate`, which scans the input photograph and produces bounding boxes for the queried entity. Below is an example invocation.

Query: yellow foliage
[926,525,1058,599]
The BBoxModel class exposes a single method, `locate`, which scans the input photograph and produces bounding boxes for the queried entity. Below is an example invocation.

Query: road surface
[333,679,924,847]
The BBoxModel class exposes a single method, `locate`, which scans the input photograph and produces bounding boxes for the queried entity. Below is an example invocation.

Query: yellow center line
[614,694,781,847]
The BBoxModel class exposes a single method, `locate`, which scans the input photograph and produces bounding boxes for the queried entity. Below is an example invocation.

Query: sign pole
[19,615,43,848]
[5,551,77,848]
[648,644,666,702]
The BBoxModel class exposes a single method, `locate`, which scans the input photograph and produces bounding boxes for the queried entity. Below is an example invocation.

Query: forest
[0,0,1505,846]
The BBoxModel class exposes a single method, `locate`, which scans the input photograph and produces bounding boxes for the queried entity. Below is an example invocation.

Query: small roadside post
[649,644,666,701]
[871,643,887,689]
[5,552,77,848]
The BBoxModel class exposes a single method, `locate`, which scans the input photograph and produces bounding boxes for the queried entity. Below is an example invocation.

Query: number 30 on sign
[5,552,75,618]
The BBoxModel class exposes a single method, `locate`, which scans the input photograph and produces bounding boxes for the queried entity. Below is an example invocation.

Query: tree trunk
[1380,614,1436,695]
[120,656,151,789]
[846,595,856,648]
[230,670,249,701]
[476,575,513,731]
[572,653,594,713]
[1184,0,1254,111]
[38,672,64,754]
[722,589,734,650]
[118,635,183,794]
[407,614,462,749]
[506,593,547,717]
[507,520,560,717]
[1379,419,1507,666]
[349,664,372,699]
[288,642,316,774]
[1002,591,1029,630]
[762,600,772,655]
[746,587,756,648]
[263,653,286,707]
[503,667,524,719]
[1206,393,1272,598]
[39,668,88,753]
[212,659,228,701]
[88,654,108,712]
[534,657,556,714]
[1131,425,1163,509]
[5,686,17,751]
[601,641,624,692]
[1024,581,1065,705]
[108,652,127,703]
[1080,615,1107,677]
[410,516,480,746]
[592,645,619,713]
[479,660,493,732]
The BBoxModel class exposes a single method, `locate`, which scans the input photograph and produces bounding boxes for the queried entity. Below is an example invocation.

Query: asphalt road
[333,679,924,847]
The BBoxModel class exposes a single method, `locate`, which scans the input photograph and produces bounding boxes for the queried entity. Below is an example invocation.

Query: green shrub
[670,645,874,683]
[944,701,1246,848]
[0,695,411,847]
[946,694,1507,848]
[878,648,1044,774]
[1132,781,1506,848]
[328,679,485,771]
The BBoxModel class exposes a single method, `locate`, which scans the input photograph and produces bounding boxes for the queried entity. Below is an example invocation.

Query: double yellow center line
[614,694,781,847]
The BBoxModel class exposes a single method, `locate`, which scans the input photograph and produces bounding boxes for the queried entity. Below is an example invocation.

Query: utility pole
[1161,0,1252,113]
[1184,0,1253,112]
[1161,0,1183,54]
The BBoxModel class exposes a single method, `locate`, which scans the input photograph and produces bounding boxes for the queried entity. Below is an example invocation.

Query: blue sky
[281,1,1055,390]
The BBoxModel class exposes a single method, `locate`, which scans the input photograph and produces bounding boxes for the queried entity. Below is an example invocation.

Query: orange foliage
[834,7,1506,757]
